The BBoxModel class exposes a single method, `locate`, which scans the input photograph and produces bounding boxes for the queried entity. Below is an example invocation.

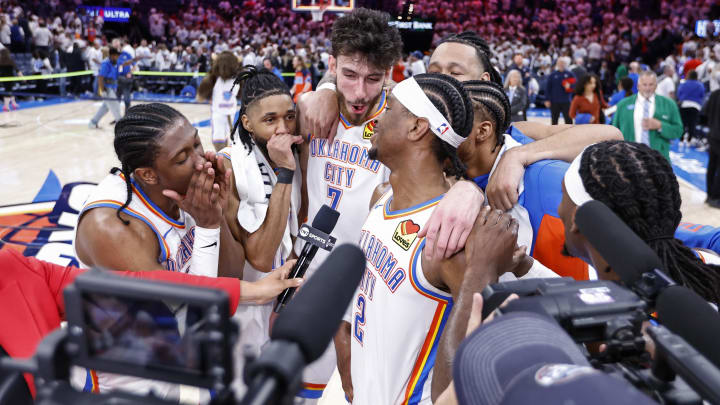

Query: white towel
[224,141,301,268]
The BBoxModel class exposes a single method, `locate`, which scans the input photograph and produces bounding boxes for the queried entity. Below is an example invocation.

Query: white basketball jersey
[74,172,197,274]
[303,91,390,275]
[212,77,239,116]
[351,190,452,405]
[72,172,200,399]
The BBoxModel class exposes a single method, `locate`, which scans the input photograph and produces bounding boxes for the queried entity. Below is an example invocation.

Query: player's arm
[75,208,165,271]
[298,140,309,225]
[486,124,623,210]
[297,70,339,141]
[97,75,105,96]
[334,320,354,402]
[428,207,520,401]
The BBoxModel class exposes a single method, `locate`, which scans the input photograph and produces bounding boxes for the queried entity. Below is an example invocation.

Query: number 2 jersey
[303,91,390,274]
[351,190,452,405]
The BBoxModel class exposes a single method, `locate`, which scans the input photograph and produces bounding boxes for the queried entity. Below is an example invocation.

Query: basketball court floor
[0,99,718,403]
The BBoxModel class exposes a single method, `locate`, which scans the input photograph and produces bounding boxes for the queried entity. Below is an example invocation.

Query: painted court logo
[363,120,375,140]
[393,219,420,251]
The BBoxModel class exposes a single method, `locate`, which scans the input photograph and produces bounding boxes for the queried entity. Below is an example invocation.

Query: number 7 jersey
[304,91,390,275]
[351,190,453,405]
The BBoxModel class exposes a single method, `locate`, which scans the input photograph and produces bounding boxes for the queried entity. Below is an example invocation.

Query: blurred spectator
[408,50,426,76]
[570,73,607,124]
[391,57,406,83]
[609,76,635,106]
[0,47,20,111]
[656,64,677,100]
[702,88,720,208]
[677,70,706,145]
[291,54,311,103]
[504,69,527,122]
[545,57,575,125]
[263,57,283,79]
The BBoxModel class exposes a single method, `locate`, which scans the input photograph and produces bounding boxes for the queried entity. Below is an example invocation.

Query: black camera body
[482,278,648,361]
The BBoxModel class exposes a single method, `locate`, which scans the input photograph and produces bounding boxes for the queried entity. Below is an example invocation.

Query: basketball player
[72,103,251,398]
[459,80,588,279]
[558,141,720,304]
[197,51,240,151]
[215,66,304,393]
[344,73,526,404]
[299,9,485,402]
[298,31,623,216]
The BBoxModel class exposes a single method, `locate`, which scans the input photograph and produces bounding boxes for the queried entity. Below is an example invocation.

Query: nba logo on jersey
[363,120,375,140]
[392,219,420,250]
[223,91,232,101]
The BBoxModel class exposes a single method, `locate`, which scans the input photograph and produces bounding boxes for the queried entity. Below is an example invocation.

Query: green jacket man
[611,92,683,161]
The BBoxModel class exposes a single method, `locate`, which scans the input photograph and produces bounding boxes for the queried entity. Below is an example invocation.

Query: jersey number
[327,186,343,210]
[353,294,366,345]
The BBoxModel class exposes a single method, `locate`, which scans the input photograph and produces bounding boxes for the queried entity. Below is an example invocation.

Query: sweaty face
[152,118,205,195]
[369,95,412,165]
[429,42,486,82]
[331,53,387,125]
[243,94,296,147]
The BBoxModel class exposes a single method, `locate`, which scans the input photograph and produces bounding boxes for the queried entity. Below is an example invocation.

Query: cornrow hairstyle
[197,51,241,101]
[413,73,475,179]
[462,80,511,152]
[579,140,720,304]
[330,8,403,71]
[229,66,292,153]
[112,103,185,225]
[440,31,503,85]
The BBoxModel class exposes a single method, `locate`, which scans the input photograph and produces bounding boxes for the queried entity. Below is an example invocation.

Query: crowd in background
[1,0,720,145]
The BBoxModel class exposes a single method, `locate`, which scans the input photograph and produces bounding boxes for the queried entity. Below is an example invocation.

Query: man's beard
[338,90,382,125]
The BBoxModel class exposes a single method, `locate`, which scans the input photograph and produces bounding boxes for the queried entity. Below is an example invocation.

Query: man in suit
[611,70,683,161]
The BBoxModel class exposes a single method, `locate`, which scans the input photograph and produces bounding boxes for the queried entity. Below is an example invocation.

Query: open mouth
[349,103,368,115]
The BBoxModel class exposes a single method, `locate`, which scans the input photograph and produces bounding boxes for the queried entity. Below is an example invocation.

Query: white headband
[391,77,466,148]
[564,147,595,207]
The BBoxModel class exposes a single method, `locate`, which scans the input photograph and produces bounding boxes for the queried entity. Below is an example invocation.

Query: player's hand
[162,160,225,229]
[465,206,519,281]
[267,133,304,170]
[466,292,520,335]
[243,260,303,305]
[486,147,526,211]
[419,180,483,260]
[297,89,340,143]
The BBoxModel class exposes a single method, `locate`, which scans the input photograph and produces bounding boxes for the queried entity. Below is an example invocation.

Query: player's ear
[476,120,494,143]
[241,114,253,134]
[408,117,430,142]
[480,71,491,81]
[329,55,337,75]
[134,167,157,185]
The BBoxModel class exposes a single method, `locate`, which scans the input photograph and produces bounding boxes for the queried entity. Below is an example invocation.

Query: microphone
[657,285,720,369]
[241,244,365,405]
[575,200,674,302]
[274,204,340,313]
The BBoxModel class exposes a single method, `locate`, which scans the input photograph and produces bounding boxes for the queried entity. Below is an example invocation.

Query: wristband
[190,226,220,277]
[317,82,337,92]
[276,168,295,184]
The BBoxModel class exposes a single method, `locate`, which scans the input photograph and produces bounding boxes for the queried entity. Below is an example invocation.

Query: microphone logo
[298,224,337,251]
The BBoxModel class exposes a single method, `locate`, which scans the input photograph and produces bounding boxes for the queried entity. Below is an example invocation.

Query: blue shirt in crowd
[98,58,118,89]
[677,79,706,106]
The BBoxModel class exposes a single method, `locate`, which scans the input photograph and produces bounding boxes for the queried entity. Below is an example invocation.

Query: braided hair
[413,73,475,179]
[579,141,720,304]
[113,103,185,225]
[440,31,502,85]
[462,80,511,152]
[229,66,292,153]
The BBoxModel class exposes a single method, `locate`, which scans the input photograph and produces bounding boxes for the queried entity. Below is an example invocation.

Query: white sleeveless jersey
[303,91,390,275]
[74,172,197,273]
[71,172,200,401]
[351,190,452,405]
[212,77,239,117]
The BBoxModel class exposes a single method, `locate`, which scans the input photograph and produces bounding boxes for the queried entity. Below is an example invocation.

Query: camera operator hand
[240,260,303,305]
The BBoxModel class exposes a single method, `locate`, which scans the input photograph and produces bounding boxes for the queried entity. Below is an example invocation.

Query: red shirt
[683,59,702,76]
[0,249,241,397]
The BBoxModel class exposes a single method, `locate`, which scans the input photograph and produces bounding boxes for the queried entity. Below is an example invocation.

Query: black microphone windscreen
[575,200,664,286]
[271,244,365,362]
[657,285,720,369]
[311,205,340,234]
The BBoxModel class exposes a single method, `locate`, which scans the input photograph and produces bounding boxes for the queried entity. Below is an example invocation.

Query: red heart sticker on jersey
[401,220,421,236]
